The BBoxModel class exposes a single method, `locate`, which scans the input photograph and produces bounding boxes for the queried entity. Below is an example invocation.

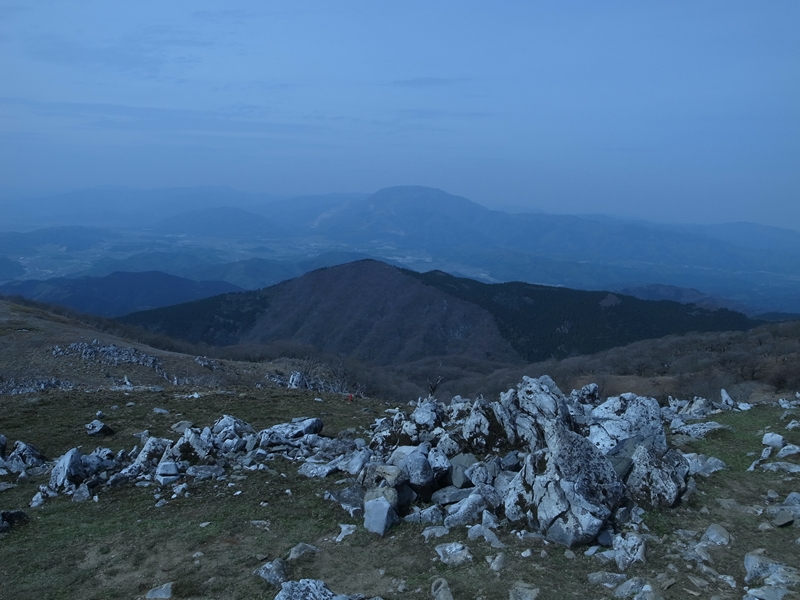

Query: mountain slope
[121,259,756,364]
[121,260,521,365]
[0,271,242,317]
[406,269,755,361]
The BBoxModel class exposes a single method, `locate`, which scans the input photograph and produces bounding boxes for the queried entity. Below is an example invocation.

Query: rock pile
[3,376,738,557]
[52,340,164,372]
[0,376,75,395]
[303,377,730,550]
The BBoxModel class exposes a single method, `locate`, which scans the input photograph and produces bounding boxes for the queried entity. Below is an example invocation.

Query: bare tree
[427,363,444,398]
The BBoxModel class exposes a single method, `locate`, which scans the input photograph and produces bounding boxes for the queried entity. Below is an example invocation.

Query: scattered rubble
[2,376,798,599]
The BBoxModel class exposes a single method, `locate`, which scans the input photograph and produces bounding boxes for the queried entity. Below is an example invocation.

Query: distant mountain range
[4,185,800,313]
[121,260,756,365]
[0,271,242,317]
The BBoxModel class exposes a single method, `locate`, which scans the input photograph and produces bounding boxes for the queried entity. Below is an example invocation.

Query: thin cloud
[26,30,212,78]
[388,77,471,87]
[0,97,322,136]
[394,108,488,120]
[192,10,255,21]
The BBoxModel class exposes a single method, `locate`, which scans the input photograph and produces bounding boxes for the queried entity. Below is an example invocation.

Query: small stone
[521,549,532,557]
[170,420,193,434]
[508,581,540,600]
[72,484,91,503]
[773,510,794,527]
[145,582,173,599]
[435,542,473,566]
[85,420,114,436]
[335,524,356,542]
[199,522,211,528]
[700,524,730,546]
[490,552,507,572]
[758,522,774,531]
[564,549,576,559]
[767,490,780,502]
[421,526,450,542]
[587,571,627,589]
[153,407,169,415]
[253,559,287,586]
[687,575,709,588]
[762,432,785,448]
[287,543,320,561]
[613,533,647,571]
[613,577,645,597]
[431,578,454,600]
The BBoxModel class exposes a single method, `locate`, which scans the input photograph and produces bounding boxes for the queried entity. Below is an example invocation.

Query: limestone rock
[155,461,181,485]
[489,552,507,571]
[681,453,726,477]
[421,526,450,541]
[762,462,800,474]
[700,523,731,545]
[763,433,785,448]
[449,453,477,488]
[443,493,486,528]
[613,533,647,571]
[85,420,114,436]
[363,497,398,536]
[431,578,454,600]
[186,464,224,481]
[325,486,365,518]
[435,542,473,566]
[288,543,320,561]
[145,582,174,599]
[364,486,399,510]
[6,441,45,474]
[335,524,356,542]
[720,389,736,410]
[625,446,688,508]
[532,422,625,546]
[589,394,666,455]
[72,483,91,502]
[402,451,434,498]
[744,551,800,587]
[274,579,336,600]
[672,422,730,439]
[588,571,628,589]
[404,505,444,525]
[467,524,505,548]
[411,398,441,429]
[120,437,173,478]
[49,448,86,491]
[431,486,471,506]
[509,581,540,600]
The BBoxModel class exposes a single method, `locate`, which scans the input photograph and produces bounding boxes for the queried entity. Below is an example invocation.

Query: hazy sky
[1,2,798,228]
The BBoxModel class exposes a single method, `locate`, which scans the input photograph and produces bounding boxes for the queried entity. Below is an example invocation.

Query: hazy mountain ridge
[4,185,800,313]
[0,271,242,317]
[121,259,757,365]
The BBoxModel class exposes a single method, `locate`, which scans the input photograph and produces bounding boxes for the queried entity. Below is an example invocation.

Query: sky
[1,1,798,229]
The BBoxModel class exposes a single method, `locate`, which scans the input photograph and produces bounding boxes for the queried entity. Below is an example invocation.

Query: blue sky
[1,1,798,228]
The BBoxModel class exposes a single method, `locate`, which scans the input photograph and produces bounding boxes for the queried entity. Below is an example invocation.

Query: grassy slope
[1,386,798,600]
